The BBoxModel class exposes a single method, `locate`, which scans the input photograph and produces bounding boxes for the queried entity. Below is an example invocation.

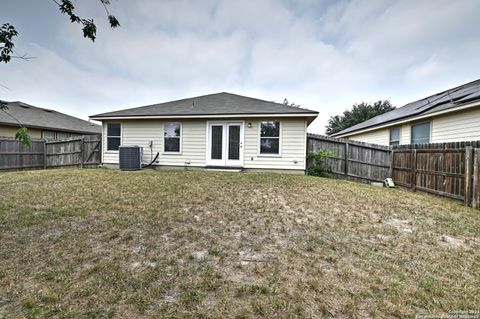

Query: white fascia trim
[336,101,480,138]
[90,113,318,121]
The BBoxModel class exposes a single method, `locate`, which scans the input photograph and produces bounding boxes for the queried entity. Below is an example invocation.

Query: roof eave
[0,121,101,134]
[90,112,319,121]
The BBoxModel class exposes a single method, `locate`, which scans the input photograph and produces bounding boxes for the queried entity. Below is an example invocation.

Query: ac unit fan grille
[119,146,143,170]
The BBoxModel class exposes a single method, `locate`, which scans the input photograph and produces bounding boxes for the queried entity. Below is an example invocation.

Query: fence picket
[0,135,101,171]
[465,147,473,206]
[473,148,480,209]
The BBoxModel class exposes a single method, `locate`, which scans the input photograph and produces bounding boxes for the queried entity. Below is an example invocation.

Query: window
[42,131,78,141]
[107,123,121,151]
[411,122,430,144]
[389,127,400,146]
[260,121,280,154]
[42,131,56,141]
[56,132,71,140]
[164,122,181,153]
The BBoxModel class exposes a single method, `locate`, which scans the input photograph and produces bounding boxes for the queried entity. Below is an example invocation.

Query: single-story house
[89,92,319,173]
[0,101,101,140]
[331,79,480,146]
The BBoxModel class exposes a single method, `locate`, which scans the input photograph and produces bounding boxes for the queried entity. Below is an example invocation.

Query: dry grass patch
[0,169,479,318]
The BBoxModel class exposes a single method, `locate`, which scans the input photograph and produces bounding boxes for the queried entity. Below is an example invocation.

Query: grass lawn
[0,169,479,318]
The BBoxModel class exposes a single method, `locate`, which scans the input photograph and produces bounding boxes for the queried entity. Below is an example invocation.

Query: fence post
[411,149,417,191]
[344,142,349,178]
[43,140,47,169]
[465,146,473,206]
[473,148,480,209]
[80,137,84,169]
[389,149,394,178]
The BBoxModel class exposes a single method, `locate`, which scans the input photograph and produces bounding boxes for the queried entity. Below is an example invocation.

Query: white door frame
[206,121,244,167]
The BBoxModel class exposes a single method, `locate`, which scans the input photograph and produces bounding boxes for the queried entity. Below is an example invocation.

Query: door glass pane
[228,125,240,160]
[211,125,223,160]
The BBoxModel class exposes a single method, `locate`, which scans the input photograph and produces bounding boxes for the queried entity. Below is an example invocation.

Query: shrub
[306,149,335,177]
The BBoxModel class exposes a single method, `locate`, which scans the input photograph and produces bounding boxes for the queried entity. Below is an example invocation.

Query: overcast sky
[1,0,480,133]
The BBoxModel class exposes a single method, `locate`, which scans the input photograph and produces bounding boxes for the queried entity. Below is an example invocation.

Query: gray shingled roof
[332,79,480,137]
[90,92,318,118]
[0,101,101,134]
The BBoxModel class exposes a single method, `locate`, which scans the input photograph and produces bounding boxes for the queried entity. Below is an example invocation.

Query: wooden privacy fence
[0,135,101,171]
[307,134,391,183]
[0,138,45,171]
[392,141,480,208]
[307,134,480,208]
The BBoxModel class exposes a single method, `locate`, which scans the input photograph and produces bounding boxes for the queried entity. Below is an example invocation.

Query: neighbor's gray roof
[90,92,318,118]
[332,79,480,137]
[0,101,101,134]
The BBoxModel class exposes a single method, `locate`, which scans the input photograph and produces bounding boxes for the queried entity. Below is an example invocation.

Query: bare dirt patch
[385,218,414,234]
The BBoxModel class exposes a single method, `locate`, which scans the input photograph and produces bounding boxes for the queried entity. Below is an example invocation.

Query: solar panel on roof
[332,79,480,136]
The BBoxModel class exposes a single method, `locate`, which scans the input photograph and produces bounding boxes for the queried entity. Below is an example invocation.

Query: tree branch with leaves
[52,0,120,42]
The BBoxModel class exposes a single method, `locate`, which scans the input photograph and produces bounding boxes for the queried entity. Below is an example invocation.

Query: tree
[0,0,120,144]
[283,98,300,108]
[326,100,395,135]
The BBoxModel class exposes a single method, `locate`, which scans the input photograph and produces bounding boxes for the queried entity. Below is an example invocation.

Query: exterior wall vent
[119,145,143,170]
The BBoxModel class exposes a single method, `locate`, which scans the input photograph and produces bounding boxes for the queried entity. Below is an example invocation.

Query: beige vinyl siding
[102,119,207,166]
[101,117,308,171]
[122,120,163,164]
[243,118,306,170]
[28,128,42,139]
[157,120,206,167]
[347,128,390,146]
[431,108,480,142]
[400,124,410,144]
[0,125,42,138]
[342,106,480,145]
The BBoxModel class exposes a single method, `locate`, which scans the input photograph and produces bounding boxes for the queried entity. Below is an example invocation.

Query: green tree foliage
[0,23,17,64]
[55,0,120,42]
[326,100,395,135]
[15,127,31,146]
[0,0,120,143]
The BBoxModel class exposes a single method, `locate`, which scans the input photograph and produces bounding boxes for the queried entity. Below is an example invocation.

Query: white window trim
[258,120,282,157]
[163,121,182,154]
[410,121,432,144]
[105,122,122,153]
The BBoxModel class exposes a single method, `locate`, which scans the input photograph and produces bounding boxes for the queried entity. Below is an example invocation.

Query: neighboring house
[0,101,101,140]
[332,79,480,146]
[90,92,318,173]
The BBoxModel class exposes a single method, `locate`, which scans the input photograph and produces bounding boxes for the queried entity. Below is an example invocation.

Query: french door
[206,122,244,167]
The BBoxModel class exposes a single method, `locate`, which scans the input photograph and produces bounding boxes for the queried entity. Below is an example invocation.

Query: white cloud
[405,54,445,83]
[1,0,479,133]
